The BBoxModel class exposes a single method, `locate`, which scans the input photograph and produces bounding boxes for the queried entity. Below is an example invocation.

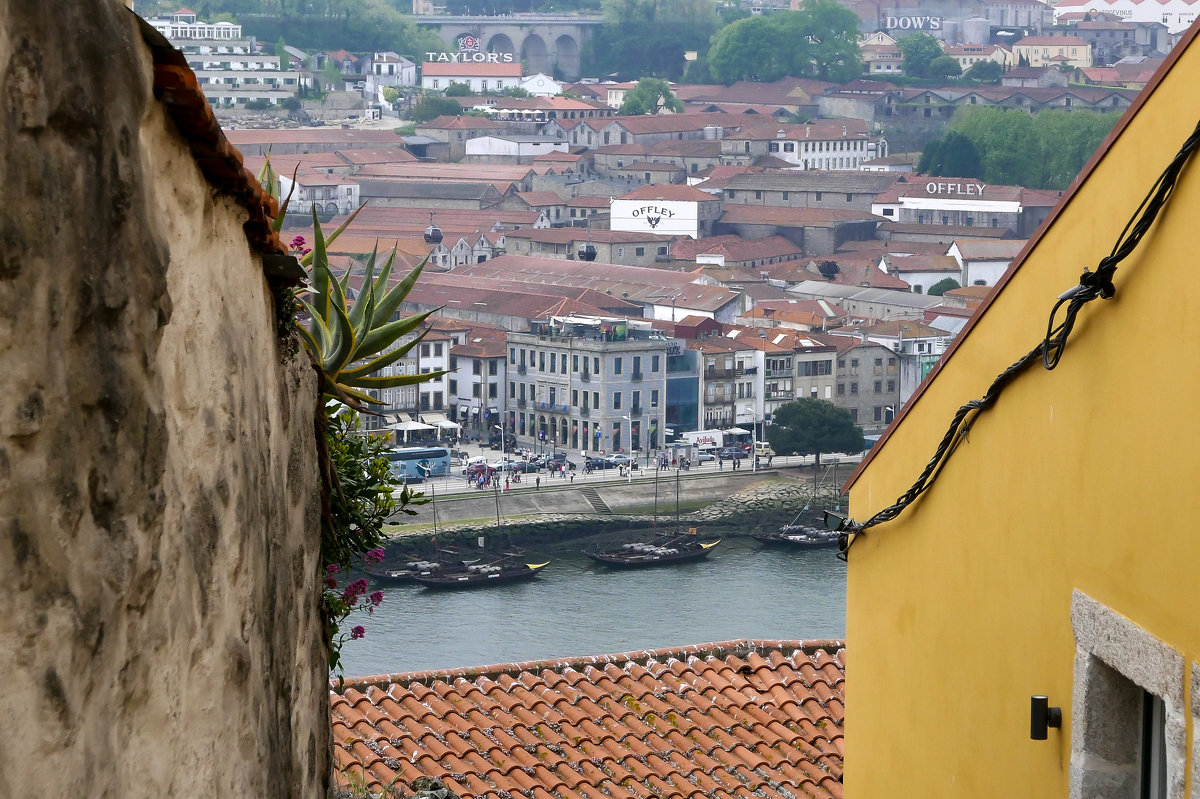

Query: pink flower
[342,578,369,603]
[290,235,307,249]
[325,576,338,589]
[326,564,339,574]
[351,625,366,640]
[370,591,384,606]
[366,548,385,563]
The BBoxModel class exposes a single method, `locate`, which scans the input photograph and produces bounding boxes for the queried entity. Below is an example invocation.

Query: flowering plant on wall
[260,157,443,679]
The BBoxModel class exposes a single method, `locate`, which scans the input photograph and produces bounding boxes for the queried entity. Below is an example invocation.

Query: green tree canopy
[708,0,861,84]
[918,131,983,179]
[765,399,865,466]
[620,78,684,115]
[896,32,943,78]
[944,106,1118,189]
[409,95,462,123]
[444,82,474,96]
[587,0,720,79]
[928,54,962,78]
[927,277,961,296]
[963,59,1002,83]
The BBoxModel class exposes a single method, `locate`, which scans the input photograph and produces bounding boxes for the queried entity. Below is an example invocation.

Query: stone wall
[0,4,325,797]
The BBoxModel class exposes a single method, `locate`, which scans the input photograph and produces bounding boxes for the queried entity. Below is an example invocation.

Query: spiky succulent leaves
[369,254,431,334]
[347,242,381,335]
[273,165,299,232]
[298,203,367,268]
[310,208,333,321]
[340,327,432,381]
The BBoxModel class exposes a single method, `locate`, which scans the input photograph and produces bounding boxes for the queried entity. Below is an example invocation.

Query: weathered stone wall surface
[0,3,325,797]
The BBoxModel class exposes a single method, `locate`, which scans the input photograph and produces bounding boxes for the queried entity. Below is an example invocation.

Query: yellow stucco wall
[845,30,1200,798]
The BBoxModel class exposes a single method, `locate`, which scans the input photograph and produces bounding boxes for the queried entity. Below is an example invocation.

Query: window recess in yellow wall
[827,119,1200,560]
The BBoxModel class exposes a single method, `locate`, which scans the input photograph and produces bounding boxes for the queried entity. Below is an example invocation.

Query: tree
[765,399,865,468]
[896,32,943,78]
[381,87,400,104]
[928,277,961,296]
[501,86,532,98]
[708,2,861,84]
[620,78,684,115]
[409,95,461,123]
[918,131,983,178]
[444,82,474,97]
[963,59,1002,83]
[587,0,721,79]
[928,55,962,79]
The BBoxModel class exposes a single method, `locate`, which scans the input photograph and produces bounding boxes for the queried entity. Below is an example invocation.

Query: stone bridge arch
[416,15,602,81]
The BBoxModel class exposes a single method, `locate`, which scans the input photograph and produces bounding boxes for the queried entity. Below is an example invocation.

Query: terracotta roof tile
[332,640,845,799]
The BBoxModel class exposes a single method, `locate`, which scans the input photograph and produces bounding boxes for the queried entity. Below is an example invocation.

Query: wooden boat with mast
[409,551,550,589]
[586,465,720,567]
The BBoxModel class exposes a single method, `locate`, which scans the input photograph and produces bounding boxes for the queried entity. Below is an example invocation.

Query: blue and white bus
[384,447,452,484]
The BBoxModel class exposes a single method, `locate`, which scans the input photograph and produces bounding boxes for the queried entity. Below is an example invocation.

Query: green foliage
[587,0,720,79]
[928,55,962,78]
[501,86,532,98]
[682,57,712,84]
[381,86,400,103]
[962,59,1002,83]
[927,277,961,296]
[945,106,1117,189]
[321,59,344,90]
[765,398,865,465]
[246,98,272,110]
[393,124,417,135]
[918,131,983,179]
[896,32,943,78]
[707,1,861,84]
[296,213,447,410]
[409,95,463,123]
[281,96,302,110]
[274,35,288,61]
[621,78,684,115]
[444,82,474,97]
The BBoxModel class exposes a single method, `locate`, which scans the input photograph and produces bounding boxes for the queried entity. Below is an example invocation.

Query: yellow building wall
[845,30,1200,799]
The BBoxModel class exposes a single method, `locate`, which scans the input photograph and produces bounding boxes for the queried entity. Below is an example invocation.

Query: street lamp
[740,405,757,473]
[622,415,632,483]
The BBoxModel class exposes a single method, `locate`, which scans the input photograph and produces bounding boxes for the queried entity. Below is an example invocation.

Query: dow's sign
[883,14,943,30]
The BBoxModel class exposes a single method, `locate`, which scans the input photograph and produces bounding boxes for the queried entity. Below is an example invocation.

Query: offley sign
[924,182,986,195]
[883,14,943,30]
[631,204,675,229]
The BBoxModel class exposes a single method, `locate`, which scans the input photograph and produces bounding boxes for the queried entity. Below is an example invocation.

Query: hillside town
[131,0,1168,458]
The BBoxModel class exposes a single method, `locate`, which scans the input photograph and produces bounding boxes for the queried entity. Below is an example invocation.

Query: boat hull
[586,538,721,568]
[411,561,549,589]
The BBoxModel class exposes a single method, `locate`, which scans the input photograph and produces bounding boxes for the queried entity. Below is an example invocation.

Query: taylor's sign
[426,51,515,63]
[924,182,986,195]
[883,14,943,30]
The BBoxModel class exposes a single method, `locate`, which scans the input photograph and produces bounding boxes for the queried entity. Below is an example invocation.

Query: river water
[339,537,846,678]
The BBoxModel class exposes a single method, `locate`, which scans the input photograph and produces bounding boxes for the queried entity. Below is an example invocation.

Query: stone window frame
[1069,590,1186,799]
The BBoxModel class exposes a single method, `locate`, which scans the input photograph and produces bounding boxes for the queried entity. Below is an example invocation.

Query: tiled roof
[330,639,843,799]
[951,239,1028,259]
[718,206,881,227]
[418,115,508,130]
[712,170,902,194]
[617,184,720,202]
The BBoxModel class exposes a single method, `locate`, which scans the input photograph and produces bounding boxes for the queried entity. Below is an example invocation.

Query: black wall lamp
[1030,695,1063,740]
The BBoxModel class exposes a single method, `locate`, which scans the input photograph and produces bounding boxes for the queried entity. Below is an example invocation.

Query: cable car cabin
[577,243,597,261]
[423,225,443,244]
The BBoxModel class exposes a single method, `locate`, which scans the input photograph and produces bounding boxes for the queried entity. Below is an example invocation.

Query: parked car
[695,451,716,464]
[608,454,640,469]
[510,460,539,474]
[718,446,746,460]
[546,452,576,470]
[465,462,495,479]
[461,455,489,474]
[585,457,619,470]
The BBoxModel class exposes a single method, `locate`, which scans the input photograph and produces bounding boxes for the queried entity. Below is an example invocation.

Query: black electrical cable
[835,117,1200,561]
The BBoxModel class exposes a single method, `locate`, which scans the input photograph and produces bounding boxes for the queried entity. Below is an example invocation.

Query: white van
[754,441,774,457]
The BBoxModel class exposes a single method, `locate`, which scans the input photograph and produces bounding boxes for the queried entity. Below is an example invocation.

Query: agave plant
[296,210,445,410]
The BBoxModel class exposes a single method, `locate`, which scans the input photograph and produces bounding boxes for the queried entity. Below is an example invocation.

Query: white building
[871,178,1024,230]
[610,184,723,240]
[366,51,417,91]
[278,169,360,218]
[519,73,563,97]
[146,8,242,40]
[946,238,1028,286]
[421,60,522,93]
[720,121,887,171]
[464,135,569,163]
[1053,0,1198,33]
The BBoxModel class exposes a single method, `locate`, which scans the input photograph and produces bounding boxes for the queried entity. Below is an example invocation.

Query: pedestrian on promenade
[535,475,541,490]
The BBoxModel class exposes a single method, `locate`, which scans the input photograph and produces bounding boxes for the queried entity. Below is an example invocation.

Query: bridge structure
[416,14,604,81]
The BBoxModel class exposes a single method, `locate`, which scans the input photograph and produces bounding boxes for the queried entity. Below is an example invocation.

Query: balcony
[764,389,793,400]
[630,406,642,416]
[579,406,590,417]
[631,370,643,382]
[517,399,527,408]
[764,369,790,378]
[579,371,591,382]
[705,368,736,379]
[517,364,527,375]
[743,366,758,374]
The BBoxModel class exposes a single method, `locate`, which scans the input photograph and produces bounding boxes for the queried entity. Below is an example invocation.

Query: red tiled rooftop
[331,640,845,799]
